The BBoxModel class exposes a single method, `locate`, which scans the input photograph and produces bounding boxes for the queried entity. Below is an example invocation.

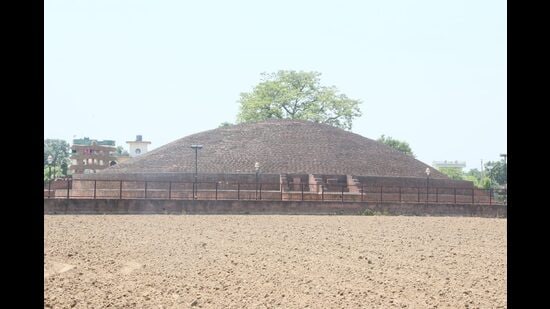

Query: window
[135,148,141,154]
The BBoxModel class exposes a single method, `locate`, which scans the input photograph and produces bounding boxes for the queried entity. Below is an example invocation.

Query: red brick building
[69,138,118,174]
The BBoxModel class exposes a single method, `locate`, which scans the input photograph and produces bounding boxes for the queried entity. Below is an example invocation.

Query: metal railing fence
[44,179,507,205]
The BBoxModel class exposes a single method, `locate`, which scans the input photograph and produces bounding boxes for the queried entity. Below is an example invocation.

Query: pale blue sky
[44,0,506,170]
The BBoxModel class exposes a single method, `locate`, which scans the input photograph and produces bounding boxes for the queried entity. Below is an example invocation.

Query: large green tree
[44,139,71,180]
[438,167,464,180]
[44,165,64,182]
[377,135,414,157]
[237,70,362,130]
[463,168,493,189]
[465,168,482,179]
[438,167,496,189]
[484,160,507,186]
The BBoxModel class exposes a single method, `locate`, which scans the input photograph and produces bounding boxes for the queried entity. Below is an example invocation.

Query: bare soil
[44,215,506,308]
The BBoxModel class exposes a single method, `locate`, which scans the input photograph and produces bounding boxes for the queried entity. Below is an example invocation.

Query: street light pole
[190,145,203,199]
[425,168,431,206]
[255,162,260,200]
[47,155,53,181]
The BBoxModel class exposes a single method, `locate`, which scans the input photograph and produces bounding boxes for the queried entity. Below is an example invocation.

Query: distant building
[432,160,466,169]
[69,138,118,174]
[126,135,151,157]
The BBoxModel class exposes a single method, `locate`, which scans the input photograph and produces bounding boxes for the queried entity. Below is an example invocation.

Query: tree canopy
[237,70,362,130]
[44,139,70,167]
[44,165,64,182]
[377,135,414,157]
[438,167,464,181]
[218,121,233,128]
[484,160,506,186]
[438,165,499,189]
[116,146,129,156]
[44,139,71,181]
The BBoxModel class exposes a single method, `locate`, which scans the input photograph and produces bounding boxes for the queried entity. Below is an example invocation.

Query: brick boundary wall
[44,199,506,218]
[74,173,473,189]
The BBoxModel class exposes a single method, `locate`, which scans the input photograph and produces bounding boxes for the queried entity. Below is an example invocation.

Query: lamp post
[47,155,53,181]
[255,162,260,200]
[190,145,203,199]
[425,167,431,206]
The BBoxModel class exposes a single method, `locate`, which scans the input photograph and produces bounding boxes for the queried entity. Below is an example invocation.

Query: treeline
[438,160,506,189]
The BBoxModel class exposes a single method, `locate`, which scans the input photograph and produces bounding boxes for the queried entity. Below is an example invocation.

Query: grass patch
[360,208,391,216]
[360,208,375,216]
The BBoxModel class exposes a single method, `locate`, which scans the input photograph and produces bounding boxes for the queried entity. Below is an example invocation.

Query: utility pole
[190,145,203,199]
[481,159,484,178]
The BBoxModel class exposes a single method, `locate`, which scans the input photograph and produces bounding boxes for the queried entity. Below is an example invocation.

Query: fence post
[302,184,304,201]
[67,179,71,199]
[361,185,364,202]
[341,185,344,202]
[168,181,172,200]
[417,187,420,203]
[471,188,475,204]
[144,181,148,199]
[197,182,201,200]
[321,185,324,201]
[93,180,97,200]
[48,180,51,199]
[237,183,240,200]
[281,183,283,201]
[215,182,218,200]
[380,186,383,203]
[436,187,438,203]
[119,180,122,200]
[454,188,457,204]
[259,183,262,200]
[489,188,492,205]
[399,187,402,203]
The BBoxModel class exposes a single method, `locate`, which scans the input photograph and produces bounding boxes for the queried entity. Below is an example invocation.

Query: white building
[432,160,466,169]
[126,135,151,157]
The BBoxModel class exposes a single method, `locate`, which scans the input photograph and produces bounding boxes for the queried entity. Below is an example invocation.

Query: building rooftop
[72,137,115,147]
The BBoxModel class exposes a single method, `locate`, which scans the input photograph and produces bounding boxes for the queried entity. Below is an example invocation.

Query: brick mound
[101,119,446,179]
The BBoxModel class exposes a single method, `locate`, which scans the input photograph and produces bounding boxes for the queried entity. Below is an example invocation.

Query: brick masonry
[96,119,459,179]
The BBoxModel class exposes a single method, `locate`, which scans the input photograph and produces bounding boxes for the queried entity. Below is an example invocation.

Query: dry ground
[44,215,506,308]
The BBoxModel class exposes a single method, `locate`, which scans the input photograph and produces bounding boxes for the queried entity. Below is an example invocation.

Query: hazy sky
[44,0,506,170]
